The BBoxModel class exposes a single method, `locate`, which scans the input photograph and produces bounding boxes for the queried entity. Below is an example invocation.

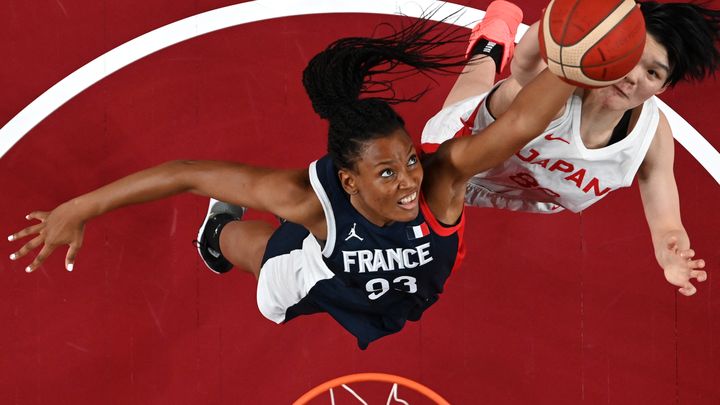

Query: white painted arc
[0,0,484,159]
[0,0,717,184]
[656,98,720,183]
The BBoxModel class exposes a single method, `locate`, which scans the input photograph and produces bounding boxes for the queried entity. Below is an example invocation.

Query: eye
[380,168,395,178]
[650,69,668,82]
[407,155,418,166]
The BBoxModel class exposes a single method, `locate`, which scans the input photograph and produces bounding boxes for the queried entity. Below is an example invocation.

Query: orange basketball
[539,0,646,88]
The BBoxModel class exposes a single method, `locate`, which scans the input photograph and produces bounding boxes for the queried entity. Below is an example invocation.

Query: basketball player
[8,17,580,348]
[422,0,719,296]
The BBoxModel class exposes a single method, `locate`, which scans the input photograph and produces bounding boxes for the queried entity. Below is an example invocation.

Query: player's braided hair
[302,14,467,170]
[639,1,720,86]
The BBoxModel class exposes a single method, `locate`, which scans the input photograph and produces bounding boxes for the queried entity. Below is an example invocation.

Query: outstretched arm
[424,69,575,223]
[638,114,706,296]
[441,70,574,178]
[8,160,324,272]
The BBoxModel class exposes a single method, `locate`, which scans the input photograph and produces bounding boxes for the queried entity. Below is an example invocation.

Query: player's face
[590,34,669,110]
[339,128,423,226]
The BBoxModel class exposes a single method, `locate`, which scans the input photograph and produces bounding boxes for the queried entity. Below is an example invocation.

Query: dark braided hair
[639,1,720,86]
[302,14,469,170]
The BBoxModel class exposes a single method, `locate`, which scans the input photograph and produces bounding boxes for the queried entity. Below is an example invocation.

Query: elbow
[165,159,205,176]
[510,52,542,78]
[170,159,200,167]
[160,160,204,193]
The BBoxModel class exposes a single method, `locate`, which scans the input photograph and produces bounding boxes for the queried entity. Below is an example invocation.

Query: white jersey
[421,88,660,213]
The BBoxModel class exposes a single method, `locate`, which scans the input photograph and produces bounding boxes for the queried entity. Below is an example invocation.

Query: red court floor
[1,0,719,403]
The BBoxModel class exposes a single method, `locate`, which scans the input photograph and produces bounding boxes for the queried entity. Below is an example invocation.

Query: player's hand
[8,202,86,273]
[661,237,706,296]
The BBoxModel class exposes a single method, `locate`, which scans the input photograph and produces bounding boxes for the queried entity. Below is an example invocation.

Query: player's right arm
[423,70,575,224]
[637,114,706,296]
[8,160,325,272]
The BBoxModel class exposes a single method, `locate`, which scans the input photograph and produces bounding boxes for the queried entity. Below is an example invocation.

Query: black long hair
[302,14,469,170]
[639,1,720,86]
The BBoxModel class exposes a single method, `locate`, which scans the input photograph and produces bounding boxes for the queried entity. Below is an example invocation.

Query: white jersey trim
[308,160,336,258]
[622,97,659,185]
[424,84,661,214]
[256,233,335,323]
[565,95,659,189]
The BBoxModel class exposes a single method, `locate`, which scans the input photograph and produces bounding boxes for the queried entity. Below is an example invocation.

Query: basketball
[539,0,646,88]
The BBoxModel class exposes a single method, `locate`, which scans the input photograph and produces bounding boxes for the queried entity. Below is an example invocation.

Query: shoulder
[639,109,673,177]
[648,109,672,149]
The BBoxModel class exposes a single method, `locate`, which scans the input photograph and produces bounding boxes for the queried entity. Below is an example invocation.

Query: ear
[338,169,359,196]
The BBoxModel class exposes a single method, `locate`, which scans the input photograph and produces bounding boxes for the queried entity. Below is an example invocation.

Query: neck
[579,91,630,149]
[349,194,394,227]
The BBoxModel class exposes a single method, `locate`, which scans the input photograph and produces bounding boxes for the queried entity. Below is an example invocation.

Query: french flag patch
[407,222,430,240]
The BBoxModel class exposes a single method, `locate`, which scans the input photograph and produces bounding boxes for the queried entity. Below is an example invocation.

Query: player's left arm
[638,112,707,296]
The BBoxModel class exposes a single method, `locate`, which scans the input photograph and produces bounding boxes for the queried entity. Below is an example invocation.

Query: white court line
[1,0,717,184]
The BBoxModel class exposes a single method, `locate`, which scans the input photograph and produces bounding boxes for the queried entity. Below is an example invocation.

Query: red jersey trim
[421,142,441,154]
[450,221,466,274]
[418,193,466,273]
[418,192,465,237]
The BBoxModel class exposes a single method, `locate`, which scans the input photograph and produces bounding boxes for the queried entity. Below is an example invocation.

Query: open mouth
[398,191,418,209]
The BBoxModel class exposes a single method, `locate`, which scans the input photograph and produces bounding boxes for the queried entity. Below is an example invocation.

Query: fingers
[25,244,57,273]
[677,260,708,295]
[10,239,80,273]
[678,282,697,297]
[9,235,44,261]
[25,211,49,222]
[65,244,80,272]
[679,249,696,260]
[9,211,83,273]
[7,223,44,243]
[8,212,49,265]
[688,258,706,269]
[691,270,708,283]
[685,257,706,283]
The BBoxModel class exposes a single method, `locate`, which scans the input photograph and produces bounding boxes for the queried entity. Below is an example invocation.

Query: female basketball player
[422,1,719,297]
[7,17,577,348]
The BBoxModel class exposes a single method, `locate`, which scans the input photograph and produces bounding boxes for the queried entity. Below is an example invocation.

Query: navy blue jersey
[261,155,465,349]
